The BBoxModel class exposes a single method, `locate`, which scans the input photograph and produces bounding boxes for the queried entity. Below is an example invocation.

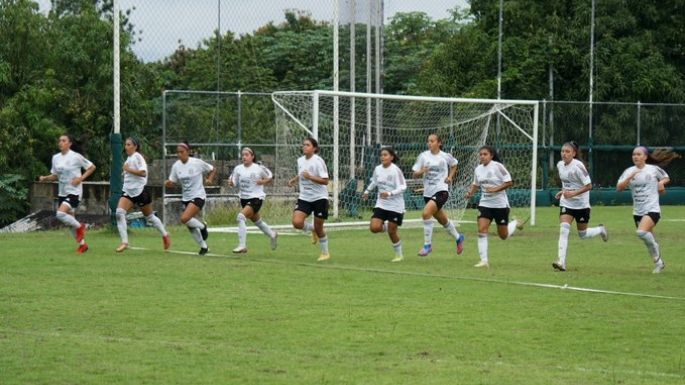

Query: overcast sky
[37,0,467,61]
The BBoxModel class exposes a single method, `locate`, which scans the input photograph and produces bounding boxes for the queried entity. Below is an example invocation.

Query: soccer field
[1,206,684,384]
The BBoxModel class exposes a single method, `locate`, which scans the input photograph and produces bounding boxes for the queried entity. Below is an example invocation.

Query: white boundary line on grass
[129,247,685,301]
[663,218,685,222]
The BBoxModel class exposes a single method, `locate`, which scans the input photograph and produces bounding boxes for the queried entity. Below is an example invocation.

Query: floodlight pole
[109,0,123,223]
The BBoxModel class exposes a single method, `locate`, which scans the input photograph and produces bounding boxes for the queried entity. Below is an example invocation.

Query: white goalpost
[273,90,540,226]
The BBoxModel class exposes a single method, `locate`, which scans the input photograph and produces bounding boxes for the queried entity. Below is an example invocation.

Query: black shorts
[371,207,404,226]
[478,206,510,226]
[58,194,80,209]
[559,206,591,224]
[423,191,449,211]
[294,198,329,219]
[123,189,152,208]
[240,198,264,214]
[182,198,206,210]
[634,212,661,227]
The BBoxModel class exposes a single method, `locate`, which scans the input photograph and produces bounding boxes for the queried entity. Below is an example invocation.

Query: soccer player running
[362,147,407,262]
[38,134,96,254]
[464,146,525,268]
[616,146,679,274]
[288,137,331,261]
[412,133,465,257]
[114,137,170,252]
[164,141,216,255]
[553,141,608,272]
[228,147,278,253]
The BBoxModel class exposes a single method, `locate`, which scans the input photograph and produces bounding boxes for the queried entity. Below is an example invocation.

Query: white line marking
[130,247,685,301]
[663,218,685,222]
[208,218,476,233]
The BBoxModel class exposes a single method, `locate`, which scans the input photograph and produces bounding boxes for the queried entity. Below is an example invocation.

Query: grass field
[1,206,684,384]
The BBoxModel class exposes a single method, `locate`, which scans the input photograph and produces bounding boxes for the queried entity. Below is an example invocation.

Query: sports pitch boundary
[129,247,685,302]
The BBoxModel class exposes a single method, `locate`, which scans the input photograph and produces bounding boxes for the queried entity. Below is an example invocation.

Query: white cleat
[652,259,665,274]
[391,255,404,263]
[270,232,278,251]
[232,246,248,254]
[599,224,608,242]
[474,260,490,268]
[317,253,330,261]
[552,260,566,272]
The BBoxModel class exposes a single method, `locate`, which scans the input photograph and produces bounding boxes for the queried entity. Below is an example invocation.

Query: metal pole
[588,0,595,178]
[350,0,356,180]
[237,90,242,158]
[636,100,641,145]
[497,0,503,99]
[109,0,123,223]
[333,0,340,219]
[374,0,382,144]
[366,0,372,146]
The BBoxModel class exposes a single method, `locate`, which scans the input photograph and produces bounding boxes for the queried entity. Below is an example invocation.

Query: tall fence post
[636,100,641,145]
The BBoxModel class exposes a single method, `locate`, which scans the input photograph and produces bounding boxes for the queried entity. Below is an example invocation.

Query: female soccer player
[114,137,170,252]
[288,137,331,261]
[411,133,464,257]
[362,147,407,262]
[616,146,679,273]
[464,146,524,268]
[38,134,96,253]
[164,140,216,255]
[553,141,608,272]
[228,147,277,253]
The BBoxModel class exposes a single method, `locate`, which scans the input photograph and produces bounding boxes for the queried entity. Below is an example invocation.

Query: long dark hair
[381,146,399,164]
[479,145,502,163]
[635,146,681,167]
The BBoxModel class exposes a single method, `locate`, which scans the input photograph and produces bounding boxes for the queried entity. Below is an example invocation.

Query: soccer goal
[272,90,539,226]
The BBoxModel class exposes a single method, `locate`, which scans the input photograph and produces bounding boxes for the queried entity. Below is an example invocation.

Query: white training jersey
[472,160,512,208]
[168,157,214,201]
[412,150,458,197]
[230,163,273,199]
[50,150,93,197]
[297,154,329,202]
[618,164,669,215]
[366,163,407,213]
[557,158,592,209]
[123,152,148,197]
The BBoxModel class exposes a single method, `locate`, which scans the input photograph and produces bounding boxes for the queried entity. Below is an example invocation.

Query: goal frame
[272,90,540,225]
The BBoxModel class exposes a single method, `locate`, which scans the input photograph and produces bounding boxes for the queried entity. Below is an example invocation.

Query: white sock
[382,222,388,233]
[115,208,128,244]
[579,226,602,239]
[186,217,204,229]
[423,219,433,245]
[56,211,80,230]
[254,219,275,239]
[637,230,660,261]
[478,233,488,262]
[187,226,204,247]
[443,220,460,240]
[145,213,167,236]
[319,236,329,254]
[507,221,517,238]
[303,222,315,232]
[558,223,571,265]
[392,240,402,257]
[237,213,247,248]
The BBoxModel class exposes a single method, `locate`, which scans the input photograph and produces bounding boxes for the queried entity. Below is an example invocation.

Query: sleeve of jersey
[390,167,407,196]
[137,154,148,172]
[50,156,57,175]
[577,163,591,185]
[79,153,93,169]
[617,168,630,185]
[411,154,424,172]
[447,153,458,166]
[497,163,512,182]
[317,158,329,178]
[656,166,669,180]
[260,165,273,179]
[365,169,378,192]
[202,160,214,173]
[168,164,178,183]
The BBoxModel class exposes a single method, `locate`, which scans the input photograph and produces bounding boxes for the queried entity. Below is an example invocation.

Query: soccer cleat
[599,224,608,242]
[474,260,489,268]
[311,230,319,244]
[200,222,209,241]
[456,234,465,255]
[652,259,665,274]
[317,253,330,261]
[516,216,529,231]
[270,232,278,251]
[76,223,86,242]
[198,247,209,256]
[115,243,129,252]
[391,255,404,263]
[552,260,566,272]
[232,246,248,254]
[76,243,89,254]
[417,244,432,257]
[162,234,171,250]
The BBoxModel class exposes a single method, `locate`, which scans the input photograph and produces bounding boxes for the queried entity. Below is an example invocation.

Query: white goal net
[272,90,539,225]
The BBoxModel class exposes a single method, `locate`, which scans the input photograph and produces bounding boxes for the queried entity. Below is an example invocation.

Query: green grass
[1,206,684,384]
